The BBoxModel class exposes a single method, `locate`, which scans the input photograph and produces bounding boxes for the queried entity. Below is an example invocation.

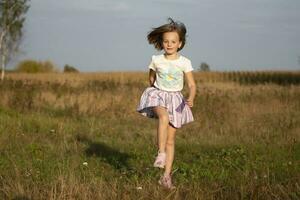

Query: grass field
[0,72,300,199]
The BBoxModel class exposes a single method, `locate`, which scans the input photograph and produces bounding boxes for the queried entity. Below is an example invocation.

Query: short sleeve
[148,55,156,71]
[184,59,193,73]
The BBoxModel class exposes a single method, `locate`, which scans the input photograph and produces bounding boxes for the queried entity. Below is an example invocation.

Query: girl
[137,18,196,189]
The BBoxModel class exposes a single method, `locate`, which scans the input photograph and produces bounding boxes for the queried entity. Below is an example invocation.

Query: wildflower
[263,174,267,178]
[83,162,88,166]
[136,186,142,190]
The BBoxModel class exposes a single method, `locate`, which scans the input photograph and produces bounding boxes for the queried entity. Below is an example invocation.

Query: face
[162,31,182,55]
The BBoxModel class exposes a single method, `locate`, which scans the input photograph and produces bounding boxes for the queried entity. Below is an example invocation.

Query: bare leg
[153,106,169,153]
[165,124,177,175]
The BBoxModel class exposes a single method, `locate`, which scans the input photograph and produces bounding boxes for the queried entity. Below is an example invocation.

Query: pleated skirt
[136,87,194,128]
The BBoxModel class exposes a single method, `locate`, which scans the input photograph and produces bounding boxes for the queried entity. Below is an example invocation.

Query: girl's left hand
[185,98,194,108]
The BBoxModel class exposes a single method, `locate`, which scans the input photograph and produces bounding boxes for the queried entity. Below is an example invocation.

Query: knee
[158,114,169,124]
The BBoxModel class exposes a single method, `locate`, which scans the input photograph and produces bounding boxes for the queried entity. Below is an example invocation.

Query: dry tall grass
[0,72,299,199]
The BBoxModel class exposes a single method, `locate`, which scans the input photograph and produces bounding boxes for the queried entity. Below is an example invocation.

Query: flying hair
[147,18,187,51]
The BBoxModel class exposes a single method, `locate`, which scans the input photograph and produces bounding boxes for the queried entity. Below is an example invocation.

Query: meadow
[0,72,299,199]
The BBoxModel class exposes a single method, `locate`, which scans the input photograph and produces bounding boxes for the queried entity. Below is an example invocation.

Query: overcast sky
[10,0,300,71]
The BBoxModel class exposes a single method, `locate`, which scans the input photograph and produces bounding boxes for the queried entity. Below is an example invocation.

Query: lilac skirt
[137,87,194,128]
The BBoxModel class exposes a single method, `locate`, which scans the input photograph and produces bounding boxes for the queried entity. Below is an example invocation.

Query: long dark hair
[147,18,187,51]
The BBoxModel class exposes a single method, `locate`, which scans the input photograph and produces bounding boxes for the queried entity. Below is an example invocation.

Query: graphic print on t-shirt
[158,65,183,89]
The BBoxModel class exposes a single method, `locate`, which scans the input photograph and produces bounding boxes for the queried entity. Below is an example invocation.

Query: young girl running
[137,18,196,189]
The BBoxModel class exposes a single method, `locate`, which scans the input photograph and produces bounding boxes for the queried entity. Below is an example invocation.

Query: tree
[15,59,57,73]
[64,64,79,73]
[0,0,29,81]
[199,62,210,71]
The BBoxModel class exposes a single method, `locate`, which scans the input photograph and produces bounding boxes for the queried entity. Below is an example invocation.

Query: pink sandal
[158,174,176,189]
[153,151,166,168]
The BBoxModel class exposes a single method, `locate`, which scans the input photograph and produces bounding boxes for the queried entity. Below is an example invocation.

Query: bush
[63,64,79,73]
[15,60,57,73]
[199,62,210,71]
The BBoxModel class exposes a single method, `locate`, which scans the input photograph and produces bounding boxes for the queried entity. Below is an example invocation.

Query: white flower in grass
[263,174,267,178]
[83,162,88,166]
[136,186,142,190]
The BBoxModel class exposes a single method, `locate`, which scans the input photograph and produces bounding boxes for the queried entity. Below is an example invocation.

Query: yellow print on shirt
[160,66,183,88]
[166,74,174,81]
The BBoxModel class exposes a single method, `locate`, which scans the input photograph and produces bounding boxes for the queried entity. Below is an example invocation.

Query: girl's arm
[184,71,196,107]
[149,69,156,87]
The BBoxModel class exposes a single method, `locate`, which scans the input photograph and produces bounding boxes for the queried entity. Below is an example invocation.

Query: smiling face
[162,31,182,56]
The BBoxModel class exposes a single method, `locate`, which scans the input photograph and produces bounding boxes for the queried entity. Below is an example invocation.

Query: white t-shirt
[148,54,193,92]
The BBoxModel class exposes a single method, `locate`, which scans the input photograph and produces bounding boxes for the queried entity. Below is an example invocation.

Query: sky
[9,0,300,72]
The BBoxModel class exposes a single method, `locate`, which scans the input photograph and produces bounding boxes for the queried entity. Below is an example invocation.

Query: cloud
[62,0,131,12]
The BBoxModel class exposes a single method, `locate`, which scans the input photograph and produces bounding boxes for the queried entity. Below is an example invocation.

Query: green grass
[0,74,300,199]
